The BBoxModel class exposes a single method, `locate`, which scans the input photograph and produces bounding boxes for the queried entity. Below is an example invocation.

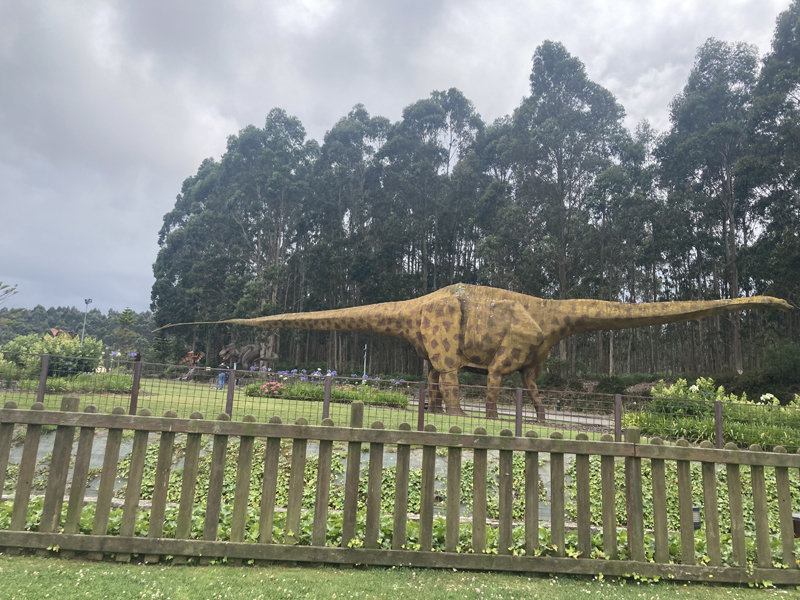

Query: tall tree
[513,41,627,361]
[659,39,759,372]
[741,0,800,326]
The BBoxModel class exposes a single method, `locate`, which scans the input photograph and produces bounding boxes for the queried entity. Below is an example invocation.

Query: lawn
[0,554,794,600]
[2,376,605,439]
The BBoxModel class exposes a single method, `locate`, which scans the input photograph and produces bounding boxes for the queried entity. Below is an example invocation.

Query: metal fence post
[614,394,622,443]
[714,400,723,449]
[515,388,523,437]
[417,381,426,432]
[36,354,50,405]
[129,361,142,415]
[225,368,235,417]
[323,375,332,420]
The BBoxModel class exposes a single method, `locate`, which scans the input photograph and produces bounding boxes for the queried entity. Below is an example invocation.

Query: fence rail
[1,396,800,583]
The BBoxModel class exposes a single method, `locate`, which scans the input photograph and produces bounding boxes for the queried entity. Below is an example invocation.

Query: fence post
[714,400,723,449]
[322,375,332,420]
[225,368,235,417]
[129,361,142,416]
[515,388,523,437]
[417,381,426,432]
[36,354,50,405]
[614,394,622,442]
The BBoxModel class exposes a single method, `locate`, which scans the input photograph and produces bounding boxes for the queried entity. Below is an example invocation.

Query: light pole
[81,299,92,345]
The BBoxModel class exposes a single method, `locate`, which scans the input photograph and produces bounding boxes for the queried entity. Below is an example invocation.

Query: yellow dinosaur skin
[159,284,792,420]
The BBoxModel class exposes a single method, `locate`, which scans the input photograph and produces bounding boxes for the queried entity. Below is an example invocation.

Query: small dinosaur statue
[156,284,792,420]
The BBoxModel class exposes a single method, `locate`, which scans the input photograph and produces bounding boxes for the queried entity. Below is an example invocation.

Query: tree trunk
[608,331,614,377]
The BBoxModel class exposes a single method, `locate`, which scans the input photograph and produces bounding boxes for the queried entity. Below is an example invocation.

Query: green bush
[0,333,104,376]
[763,342,800,382]
[244,380,409,408]
[624,376,800,450]
[566,453,800,537]
[16,373,133,394]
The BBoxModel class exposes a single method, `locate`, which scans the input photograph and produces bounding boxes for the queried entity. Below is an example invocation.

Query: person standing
[218,362,228,390]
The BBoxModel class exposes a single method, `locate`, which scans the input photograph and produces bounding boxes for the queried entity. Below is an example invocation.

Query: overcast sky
[0,0,791,314]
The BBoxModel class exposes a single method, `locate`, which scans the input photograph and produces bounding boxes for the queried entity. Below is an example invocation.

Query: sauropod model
[157,284,793,421]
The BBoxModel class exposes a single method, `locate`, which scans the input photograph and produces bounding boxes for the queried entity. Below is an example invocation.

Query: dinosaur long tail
[153,301,417,339]
[555,296,792,335]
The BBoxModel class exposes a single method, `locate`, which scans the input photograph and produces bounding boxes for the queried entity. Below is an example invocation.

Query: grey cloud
[0,0,791,313]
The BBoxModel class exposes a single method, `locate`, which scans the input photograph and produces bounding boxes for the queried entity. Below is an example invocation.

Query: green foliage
[0,306,155,360]
[0,281,16,305]
[0,333,104,376]
[3,493,799,569]
[114,307,138,352]
[15,373,133,394]
[566,455,800,538]
[244,380,410,408]
[624,377,800,450]
[763,342,800,381]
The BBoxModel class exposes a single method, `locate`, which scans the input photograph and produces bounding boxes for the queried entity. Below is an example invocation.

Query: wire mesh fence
[2,350,799,449]
[415,383,618,439]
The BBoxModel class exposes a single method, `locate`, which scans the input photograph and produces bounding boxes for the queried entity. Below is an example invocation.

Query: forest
[150,5,800,380]
[0,305,155,357]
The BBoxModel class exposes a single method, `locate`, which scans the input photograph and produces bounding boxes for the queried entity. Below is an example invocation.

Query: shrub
[244,378,409,408]
[624,376,800,450]
[0,333,104,376]
[16,373,133,394]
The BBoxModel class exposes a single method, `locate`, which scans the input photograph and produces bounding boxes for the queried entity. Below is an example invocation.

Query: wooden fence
[1,395,800,584]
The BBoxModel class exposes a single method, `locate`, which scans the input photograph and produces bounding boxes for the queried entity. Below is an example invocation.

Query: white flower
[689,385,699,393]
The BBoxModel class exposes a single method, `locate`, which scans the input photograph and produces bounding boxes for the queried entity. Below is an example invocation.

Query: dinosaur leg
[482,302,546,421]
[522,367,545,423]
[427,367,444,413]
[420,295,465,415]
[485,371,503,419]
[438,370,465,416]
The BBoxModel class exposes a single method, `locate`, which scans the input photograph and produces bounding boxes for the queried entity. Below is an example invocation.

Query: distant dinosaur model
[219,342,279,371]
[178,350,204,366]
[157,284,792,421]
[44,329,78,339]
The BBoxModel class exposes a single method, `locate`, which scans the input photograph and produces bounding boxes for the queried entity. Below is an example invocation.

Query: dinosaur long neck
[223,301,418,341]
[547,296,788,338]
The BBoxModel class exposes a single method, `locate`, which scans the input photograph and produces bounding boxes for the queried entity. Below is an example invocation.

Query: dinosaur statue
[157,284,792,420]
[219,342,279,371]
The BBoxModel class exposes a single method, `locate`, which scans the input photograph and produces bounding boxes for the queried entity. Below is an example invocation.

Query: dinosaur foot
[485,403,499,420]
[444,405,467,417]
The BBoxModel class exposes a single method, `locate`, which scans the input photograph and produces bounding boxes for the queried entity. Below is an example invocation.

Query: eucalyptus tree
[658,39,759,372]
[513,41,628,360]
[429,88,484,288]
[219,109,319,313]
[742,0,800,328]
[151,157,238,342]
[377,89,483,294]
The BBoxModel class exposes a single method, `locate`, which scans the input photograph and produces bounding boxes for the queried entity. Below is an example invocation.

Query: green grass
[0,555,794,599]
[3,377,602,439]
